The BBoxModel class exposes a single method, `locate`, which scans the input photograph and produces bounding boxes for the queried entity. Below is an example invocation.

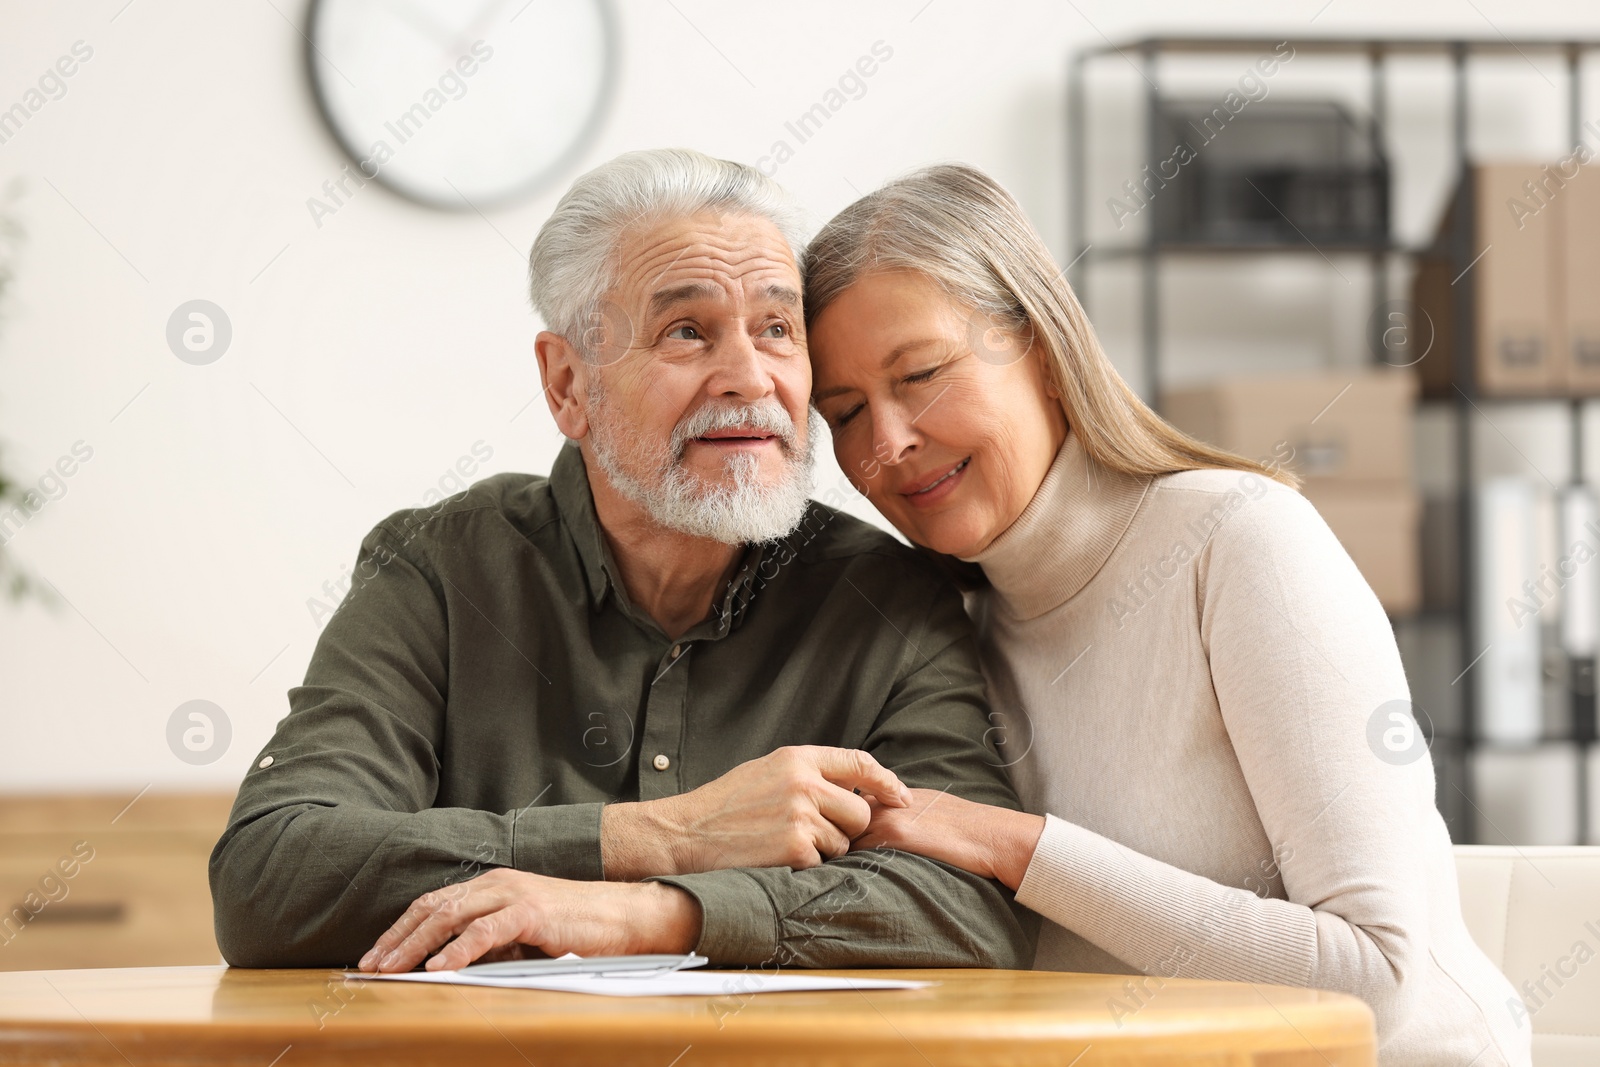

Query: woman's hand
[851,787,1047,891]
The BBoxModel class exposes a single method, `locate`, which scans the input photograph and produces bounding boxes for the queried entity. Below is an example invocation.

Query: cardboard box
[1161,369,1417,485]
[1301,483,1422,616]
[1414,162,1566,396]
[1560,164,1600,394]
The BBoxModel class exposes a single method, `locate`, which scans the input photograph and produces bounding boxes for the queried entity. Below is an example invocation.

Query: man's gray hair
[527,148,810,352]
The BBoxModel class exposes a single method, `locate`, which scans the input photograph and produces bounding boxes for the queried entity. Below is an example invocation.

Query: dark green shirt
[209,445,1037,969]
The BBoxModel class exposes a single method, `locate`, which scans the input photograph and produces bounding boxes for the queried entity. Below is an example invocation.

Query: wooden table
[0,965,1375,1066]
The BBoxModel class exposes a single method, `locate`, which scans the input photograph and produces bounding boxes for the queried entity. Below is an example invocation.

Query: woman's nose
[868,407,921,471]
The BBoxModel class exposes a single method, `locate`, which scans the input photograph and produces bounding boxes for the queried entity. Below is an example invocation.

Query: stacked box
[1162,369,1420,615]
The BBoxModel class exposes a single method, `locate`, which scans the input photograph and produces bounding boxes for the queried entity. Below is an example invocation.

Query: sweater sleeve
[1012,482,1435,1039]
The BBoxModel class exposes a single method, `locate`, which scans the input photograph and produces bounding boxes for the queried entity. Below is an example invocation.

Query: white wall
[2,0,1599,793]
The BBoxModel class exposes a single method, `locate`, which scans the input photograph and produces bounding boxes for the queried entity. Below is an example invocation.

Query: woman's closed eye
[832,401,865,429]
[829,368,942,429]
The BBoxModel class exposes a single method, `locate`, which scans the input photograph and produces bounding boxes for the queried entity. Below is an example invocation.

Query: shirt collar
[960,427,1151,620]
[549,442,767,635]
[550,443,616,608]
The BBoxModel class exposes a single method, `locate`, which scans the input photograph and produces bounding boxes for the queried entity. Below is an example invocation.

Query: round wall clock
[305,0,616,210]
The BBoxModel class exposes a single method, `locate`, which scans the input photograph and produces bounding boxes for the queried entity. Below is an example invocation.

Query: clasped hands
[358,746,973,974]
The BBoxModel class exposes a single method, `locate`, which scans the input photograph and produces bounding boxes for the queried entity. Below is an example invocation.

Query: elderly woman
[804,164,1527,1066]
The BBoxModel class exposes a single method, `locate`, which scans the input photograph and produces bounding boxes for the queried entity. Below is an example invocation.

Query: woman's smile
[899,456,971,507]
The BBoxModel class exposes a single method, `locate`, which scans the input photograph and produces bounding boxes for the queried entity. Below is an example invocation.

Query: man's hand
[355,869,702,973]
[851,787,1046,891]
[601,745,911,879]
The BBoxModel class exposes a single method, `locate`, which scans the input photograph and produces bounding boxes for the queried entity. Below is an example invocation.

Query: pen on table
[456,953,709,979]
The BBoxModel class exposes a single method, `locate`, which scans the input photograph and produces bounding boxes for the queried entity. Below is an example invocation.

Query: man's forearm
[211,797,608,967]
[600,800,686,880]
[644,882,704,952]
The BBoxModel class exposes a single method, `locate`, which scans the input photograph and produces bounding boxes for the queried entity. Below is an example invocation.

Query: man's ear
[535,330,592,439]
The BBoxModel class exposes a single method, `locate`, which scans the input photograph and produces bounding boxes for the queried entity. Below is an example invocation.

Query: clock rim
[303,0,619,212]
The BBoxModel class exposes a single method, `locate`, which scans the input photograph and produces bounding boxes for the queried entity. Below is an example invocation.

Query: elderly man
[209,148,1037,972]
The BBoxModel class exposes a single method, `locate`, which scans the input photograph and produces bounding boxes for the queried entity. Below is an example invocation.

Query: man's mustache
[669,402,799,461]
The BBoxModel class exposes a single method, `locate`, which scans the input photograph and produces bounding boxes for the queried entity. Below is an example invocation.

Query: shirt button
[258,755,274,769]
[652,754,670,771]
[670,644,683,659]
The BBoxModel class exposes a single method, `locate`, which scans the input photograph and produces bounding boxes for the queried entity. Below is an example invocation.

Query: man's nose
[707,328,775,401]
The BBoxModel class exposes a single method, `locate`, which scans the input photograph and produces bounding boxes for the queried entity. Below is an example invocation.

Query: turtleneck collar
[960,428,1152,620]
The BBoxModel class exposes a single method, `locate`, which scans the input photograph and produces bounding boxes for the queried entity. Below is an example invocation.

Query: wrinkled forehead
[608,210,801,309]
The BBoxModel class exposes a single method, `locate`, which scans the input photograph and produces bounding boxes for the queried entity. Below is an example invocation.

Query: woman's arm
[857,484,1444,1042]
[855,790,1045,891]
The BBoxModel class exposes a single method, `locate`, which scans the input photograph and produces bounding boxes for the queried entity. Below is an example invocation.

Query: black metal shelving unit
[1067,36,1600,845]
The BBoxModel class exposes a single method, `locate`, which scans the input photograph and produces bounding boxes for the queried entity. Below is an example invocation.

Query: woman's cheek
[915,376,986,453]
[837,435,880,492]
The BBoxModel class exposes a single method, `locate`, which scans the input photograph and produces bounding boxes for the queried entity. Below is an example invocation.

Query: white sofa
[1454,846,1600,1066]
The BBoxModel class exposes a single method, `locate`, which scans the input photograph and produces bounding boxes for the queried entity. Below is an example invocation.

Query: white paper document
[358,953,934,997]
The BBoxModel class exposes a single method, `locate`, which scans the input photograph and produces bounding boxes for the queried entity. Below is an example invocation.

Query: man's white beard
[586,387,820,545]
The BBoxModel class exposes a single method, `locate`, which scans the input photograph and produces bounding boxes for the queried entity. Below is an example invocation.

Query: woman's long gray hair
[802,163,1297,488]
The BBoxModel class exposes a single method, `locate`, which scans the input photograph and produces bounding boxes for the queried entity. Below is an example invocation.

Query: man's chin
[679,456,792,493]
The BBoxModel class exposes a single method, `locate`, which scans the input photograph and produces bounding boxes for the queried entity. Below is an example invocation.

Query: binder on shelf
[1558,486,1599,751]
[1475,477,1543,743]
[1590,747,1600,846]
[1559,486,1599,658]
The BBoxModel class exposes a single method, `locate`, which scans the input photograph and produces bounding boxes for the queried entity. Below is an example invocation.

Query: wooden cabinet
[0,793,235,971]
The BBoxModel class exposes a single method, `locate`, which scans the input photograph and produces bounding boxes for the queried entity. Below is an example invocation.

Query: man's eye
[667,325,701,341]
[761,322,787,339]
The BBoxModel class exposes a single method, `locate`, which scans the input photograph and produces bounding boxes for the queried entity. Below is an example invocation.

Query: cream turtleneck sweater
[961,429,1528,1066]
